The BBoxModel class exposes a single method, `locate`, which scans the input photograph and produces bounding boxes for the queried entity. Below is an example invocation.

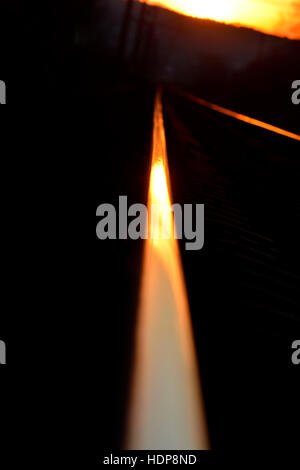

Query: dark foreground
[1,85,299,466]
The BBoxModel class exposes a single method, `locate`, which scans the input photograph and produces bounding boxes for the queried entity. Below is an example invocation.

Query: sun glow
[183,0,235,22]
[145,0,300,39]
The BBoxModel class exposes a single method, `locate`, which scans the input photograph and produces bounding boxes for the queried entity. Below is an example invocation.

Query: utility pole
[118,0,134,63]
[141,6,159,71]
[131,0,147,64]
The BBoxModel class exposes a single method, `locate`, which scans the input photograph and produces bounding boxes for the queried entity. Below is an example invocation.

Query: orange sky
[145,0,300,39]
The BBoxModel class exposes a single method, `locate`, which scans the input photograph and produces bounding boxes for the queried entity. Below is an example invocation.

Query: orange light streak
[176,89,300,142]
[125,92,209,450]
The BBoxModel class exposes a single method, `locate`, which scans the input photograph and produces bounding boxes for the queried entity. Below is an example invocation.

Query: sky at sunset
[145,0,300,38]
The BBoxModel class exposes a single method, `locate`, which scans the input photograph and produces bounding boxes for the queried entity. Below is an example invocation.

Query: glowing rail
[175,89,300,142]
[125,91,209,450]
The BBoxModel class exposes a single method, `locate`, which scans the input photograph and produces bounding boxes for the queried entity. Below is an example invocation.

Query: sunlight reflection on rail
[125,91,209,450]
[176,88,300,142]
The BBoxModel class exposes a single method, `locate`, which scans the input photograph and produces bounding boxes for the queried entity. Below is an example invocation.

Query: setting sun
[145,0,300,39]
[182,0,235,22]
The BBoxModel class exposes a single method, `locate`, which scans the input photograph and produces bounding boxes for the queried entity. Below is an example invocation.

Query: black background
[0,1,299,468]
[1,93,299,468]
